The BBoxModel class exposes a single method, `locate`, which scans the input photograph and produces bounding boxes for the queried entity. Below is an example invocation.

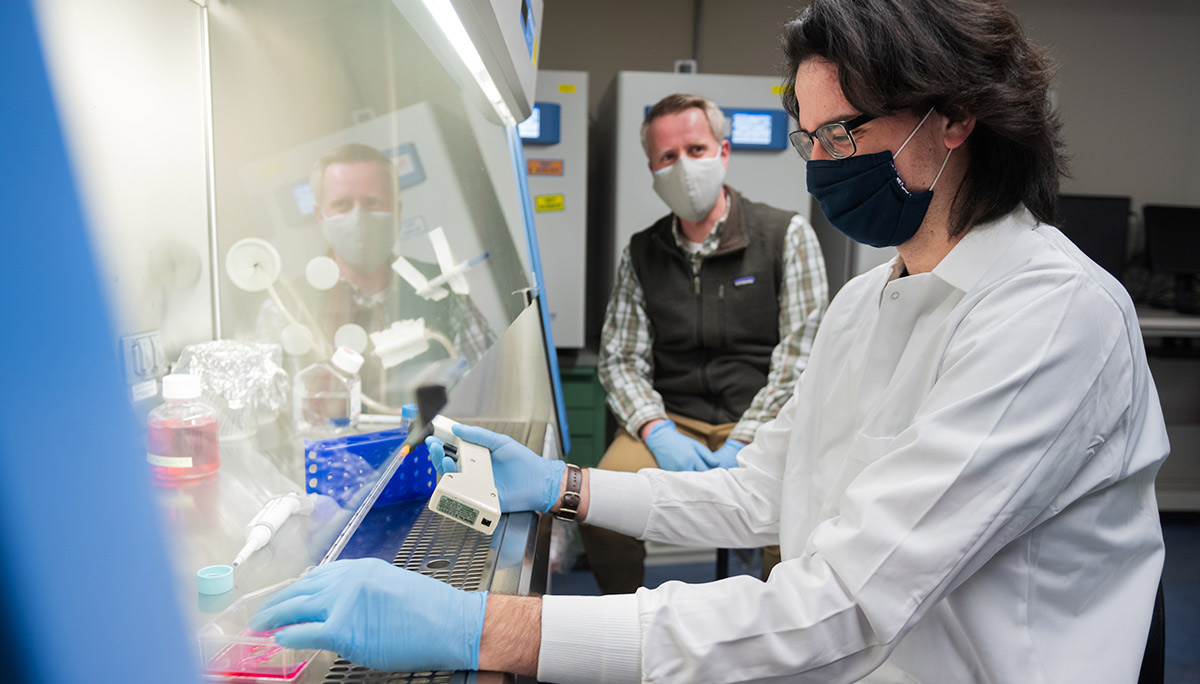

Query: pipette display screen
[437,496,479,525]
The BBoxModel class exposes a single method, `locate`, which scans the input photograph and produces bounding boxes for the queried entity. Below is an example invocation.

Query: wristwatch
[554,463,583,521]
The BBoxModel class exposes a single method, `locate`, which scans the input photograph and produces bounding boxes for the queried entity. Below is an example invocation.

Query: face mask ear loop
[929,148,952,191]
[895,107,936,158]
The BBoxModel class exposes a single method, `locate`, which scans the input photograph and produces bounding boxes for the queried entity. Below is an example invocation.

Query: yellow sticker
[558,84,577,94]
[535,194,565,212]
[771,85,786,95]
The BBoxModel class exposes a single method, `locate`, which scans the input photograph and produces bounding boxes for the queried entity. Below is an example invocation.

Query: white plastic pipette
[232,492,315,568]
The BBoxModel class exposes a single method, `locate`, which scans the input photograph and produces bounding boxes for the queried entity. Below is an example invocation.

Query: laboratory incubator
[32,0,561,681]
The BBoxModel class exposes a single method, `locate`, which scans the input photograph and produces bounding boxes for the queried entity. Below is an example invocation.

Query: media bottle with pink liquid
[147,374,220,481]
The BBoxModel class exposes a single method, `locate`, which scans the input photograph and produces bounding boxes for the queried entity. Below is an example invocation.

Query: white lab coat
[540,208,1168,684]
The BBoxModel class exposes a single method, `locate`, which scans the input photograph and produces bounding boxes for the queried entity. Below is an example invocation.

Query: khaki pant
[579,411,781,594]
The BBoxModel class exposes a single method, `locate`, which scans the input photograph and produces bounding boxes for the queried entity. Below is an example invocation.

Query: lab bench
[1139,308,1200,511]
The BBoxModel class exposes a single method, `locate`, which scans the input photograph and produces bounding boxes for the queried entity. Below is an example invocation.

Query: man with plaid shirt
[583,94,828,593]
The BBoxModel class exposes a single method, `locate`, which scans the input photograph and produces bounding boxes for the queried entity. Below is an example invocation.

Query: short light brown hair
[309,143,397,204]
[640,94,728,157]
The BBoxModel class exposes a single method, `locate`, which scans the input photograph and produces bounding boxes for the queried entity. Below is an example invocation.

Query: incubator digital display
[517,107,541,140]
[518,102,561,145]
[731,113,774,146]
[722,108,789,150]
[292,182,316,216]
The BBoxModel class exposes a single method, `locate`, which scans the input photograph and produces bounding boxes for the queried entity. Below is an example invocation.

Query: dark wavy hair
[780,0,1067,237]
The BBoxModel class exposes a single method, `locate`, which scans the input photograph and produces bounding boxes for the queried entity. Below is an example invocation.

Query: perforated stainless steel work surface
[391,506,498,589]
[318,663,456,683]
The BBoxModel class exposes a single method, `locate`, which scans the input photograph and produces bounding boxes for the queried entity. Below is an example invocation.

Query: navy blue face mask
[806,109,951,248]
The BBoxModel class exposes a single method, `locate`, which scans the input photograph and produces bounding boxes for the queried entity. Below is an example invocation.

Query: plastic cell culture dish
[204,627,307,680]
[197,579,316,681]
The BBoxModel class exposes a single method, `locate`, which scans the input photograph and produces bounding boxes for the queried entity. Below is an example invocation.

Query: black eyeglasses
[789,114,876,161]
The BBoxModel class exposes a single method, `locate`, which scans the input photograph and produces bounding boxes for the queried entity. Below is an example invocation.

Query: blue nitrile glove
[427,424,567,514]
[251,558,487,672]
[704,439,746,469]
[645,420,715,472]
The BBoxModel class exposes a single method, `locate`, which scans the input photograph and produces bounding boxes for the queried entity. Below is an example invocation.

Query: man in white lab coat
[252,1,1169,681]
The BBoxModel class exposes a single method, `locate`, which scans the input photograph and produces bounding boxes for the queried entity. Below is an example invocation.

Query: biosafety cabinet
[31,0,563,680]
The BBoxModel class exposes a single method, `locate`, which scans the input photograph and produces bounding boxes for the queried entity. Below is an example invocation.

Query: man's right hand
[644,420,715,472]
[427,424,567,514]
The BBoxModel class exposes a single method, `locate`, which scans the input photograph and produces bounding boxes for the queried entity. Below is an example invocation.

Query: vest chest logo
[733,275,756,287]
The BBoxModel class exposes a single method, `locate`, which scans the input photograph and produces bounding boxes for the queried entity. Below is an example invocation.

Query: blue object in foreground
[0,2,200,681]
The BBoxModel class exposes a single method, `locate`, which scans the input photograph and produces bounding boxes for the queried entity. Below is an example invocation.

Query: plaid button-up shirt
[599,205,828,444]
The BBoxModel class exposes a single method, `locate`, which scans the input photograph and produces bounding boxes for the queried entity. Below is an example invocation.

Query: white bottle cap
[162,373,202,400]
[330,347,364,375]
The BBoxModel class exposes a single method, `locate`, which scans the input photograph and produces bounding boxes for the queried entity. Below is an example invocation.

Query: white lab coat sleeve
[585,469,653,538]
[632,273,1136,683]
[624,390,797,550]
[540,593,643,684]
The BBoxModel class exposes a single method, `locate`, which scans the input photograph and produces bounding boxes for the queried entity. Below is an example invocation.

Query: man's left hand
[251,558,487,672]
[704,439,746,469]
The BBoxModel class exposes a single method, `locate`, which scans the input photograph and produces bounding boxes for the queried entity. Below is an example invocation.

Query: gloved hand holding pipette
[233,492,316,568]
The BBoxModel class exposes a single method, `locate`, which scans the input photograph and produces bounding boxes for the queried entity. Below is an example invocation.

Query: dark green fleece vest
[629,188,793,424]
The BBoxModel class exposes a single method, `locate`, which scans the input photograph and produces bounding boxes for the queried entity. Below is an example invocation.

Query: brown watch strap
[554,464,583,521]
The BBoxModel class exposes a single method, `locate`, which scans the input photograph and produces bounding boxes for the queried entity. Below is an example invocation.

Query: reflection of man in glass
[262,143,493,406]
[313,143,401,298]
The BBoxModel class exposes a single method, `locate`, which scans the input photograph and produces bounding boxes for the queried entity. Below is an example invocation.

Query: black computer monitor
[1056,194,1131,283]
[1143,204,1200,314]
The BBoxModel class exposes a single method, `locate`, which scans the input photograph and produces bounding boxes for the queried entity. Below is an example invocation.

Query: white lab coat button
[890,291,900,300]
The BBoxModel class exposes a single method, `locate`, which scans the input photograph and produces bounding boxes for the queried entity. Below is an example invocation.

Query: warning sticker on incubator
[528,159,563,176]
[535,194,565,212]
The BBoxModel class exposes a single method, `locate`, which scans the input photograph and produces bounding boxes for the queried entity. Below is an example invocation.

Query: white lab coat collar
[929,206,1036,293]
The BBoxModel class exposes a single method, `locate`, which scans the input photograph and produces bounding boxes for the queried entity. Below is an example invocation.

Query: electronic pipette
[427,416,501,535]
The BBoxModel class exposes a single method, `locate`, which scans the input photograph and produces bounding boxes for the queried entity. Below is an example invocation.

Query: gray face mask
[320,206,396,272]
[651,152,727,222]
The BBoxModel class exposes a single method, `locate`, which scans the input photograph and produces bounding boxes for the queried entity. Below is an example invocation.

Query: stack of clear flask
[293,347,364,438]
